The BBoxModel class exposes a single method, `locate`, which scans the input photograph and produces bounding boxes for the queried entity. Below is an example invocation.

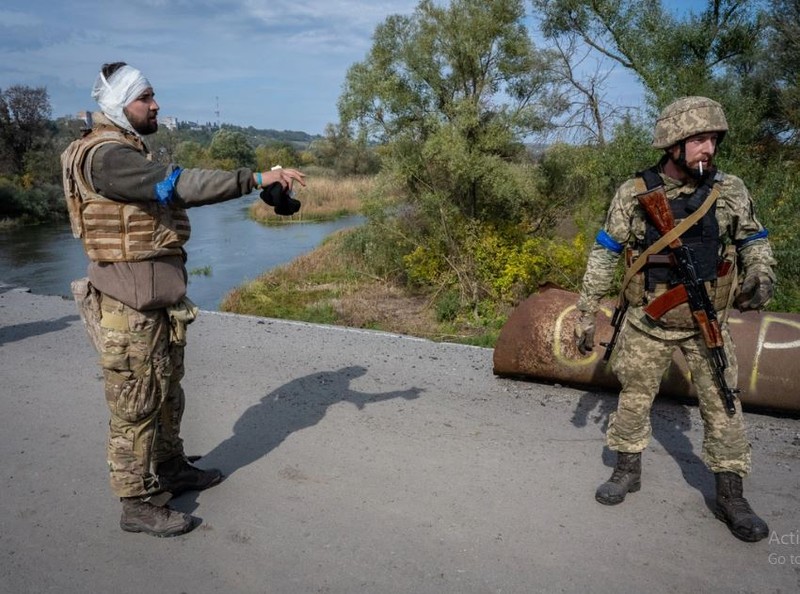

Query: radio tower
[215,96,220,128]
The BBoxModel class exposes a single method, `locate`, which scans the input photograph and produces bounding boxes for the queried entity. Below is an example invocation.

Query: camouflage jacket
[576,168,776,339]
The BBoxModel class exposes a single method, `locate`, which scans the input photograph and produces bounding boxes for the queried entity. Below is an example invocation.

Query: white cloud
[0,0,420,132]
[1,0,661,134]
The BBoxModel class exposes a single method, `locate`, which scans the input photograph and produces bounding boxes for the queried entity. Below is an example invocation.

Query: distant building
[159,116,178,131]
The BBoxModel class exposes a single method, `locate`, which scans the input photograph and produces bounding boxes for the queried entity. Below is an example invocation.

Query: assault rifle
[601,301,628,362]
[637,187,738,416]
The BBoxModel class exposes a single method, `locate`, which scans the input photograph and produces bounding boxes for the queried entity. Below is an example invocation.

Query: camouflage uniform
[99,294,196,496]
[578,96,775,542]
[63,62,304,537]
[577,144,775,478]
[64,112,255,499]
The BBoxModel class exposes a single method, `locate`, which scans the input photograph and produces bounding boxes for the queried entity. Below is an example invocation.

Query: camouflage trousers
[608,320,751,476]
[98,293,193,498]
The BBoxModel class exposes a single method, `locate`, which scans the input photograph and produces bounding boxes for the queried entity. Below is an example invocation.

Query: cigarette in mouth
[699,162,704,176]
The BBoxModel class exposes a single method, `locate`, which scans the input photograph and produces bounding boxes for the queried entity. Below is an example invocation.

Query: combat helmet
[652,96,728,149]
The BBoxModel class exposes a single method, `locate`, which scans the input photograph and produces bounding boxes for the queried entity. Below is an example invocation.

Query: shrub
[0,178,65,222]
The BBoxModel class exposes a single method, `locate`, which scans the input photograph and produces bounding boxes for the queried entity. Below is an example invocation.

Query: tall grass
[250,174,375,224]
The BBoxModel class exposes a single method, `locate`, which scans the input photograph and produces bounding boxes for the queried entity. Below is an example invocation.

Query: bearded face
[123,88,159,136]
[92,64,157,136]
[669,132,719,179]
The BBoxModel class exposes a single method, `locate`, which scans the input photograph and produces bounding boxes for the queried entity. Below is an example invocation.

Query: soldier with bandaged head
[62,62,305,537]
[574,96,776,542]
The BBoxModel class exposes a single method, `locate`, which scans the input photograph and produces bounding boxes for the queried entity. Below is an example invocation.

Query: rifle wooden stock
[693,310,724,349]
[636,188,738,416]
[637,188,680,247]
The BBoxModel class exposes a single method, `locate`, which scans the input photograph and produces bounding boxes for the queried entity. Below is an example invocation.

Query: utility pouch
[166,297,199,346]
[70,277,104,353]
[622,248,645,306]
[714,244,738,312]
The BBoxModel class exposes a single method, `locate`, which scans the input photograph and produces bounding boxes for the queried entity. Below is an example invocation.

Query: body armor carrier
[642,193,720,290]
[61,120,190,263]
[623,168,736,329]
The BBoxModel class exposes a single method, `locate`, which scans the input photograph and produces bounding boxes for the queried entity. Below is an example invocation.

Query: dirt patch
[332,282,438,338]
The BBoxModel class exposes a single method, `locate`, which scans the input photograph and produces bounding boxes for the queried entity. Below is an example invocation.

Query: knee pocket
[103,363,163,423]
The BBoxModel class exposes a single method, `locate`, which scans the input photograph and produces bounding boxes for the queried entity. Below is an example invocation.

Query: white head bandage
[91,65,152,133]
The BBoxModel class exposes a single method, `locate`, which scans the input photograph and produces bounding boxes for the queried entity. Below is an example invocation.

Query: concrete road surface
[1,285,798,594]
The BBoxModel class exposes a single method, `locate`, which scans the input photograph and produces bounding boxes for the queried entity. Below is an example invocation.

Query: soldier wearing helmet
[573,96,776,542]
[652,96,729,178]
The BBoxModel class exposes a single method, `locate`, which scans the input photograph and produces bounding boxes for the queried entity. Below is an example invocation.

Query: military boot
[714,472,769,542]
[596,452,641,505]
[158,455,223,496]
[120,497,196,537]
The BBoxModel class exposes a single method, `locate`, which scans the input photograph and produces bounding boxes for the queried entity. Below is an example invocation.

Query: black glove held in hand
[260,182,301,216]
[734,273,774,311]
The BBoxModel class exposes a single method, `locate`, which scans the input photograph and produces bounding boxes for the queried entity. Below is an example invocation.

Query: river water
[0,194,362,310]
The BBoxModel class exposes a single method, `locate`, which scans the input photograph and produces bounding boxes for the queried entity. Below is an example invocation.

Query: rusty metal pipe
[493,286,800,414]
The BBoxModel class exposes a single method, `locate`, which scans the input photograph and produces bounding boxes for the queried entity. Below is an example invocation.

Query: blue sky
[1,0,703,136]
[1,0,421,134]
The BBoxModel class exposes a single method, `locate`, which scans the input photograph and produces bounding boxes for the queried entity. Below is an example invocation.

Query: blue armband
[155,167,183,205]
[595,229,623,254]
[736,228,769,248]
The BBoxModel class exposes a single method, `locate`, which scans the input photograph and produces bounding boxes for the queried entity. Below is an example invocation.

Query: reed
[250,174,375,223]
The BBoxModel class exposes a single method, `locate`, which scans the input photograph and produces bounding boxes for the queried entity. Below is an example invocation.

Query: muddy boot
[595,452,641,505]
[158,455,223,496]
[714,472,769,542]
[120,497,196,537]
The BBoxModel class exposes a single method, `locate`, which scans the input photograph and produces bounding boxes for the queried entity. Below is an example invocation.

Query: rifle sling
[617,182,720,304]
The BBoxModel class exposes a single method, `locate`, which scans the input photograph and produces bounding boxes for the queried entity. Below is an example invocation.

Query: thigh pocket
[101,309,166,423]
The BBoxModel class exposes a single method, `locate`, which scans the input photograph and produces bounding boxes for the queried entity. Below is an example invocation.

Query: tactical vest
[623,168,736,328]
[61,121,190,263]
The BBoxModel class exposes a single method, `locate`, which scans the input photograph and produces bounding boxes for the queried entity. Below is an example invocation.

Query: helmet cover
[652,96,728,149]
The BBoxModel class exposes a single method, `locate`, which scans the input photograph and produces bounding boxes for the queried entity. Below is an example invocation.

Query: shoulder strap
[638,167,663,191]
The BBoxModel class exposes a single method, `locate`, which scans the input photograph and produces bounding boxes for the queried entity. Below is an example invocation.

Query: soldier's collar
[658,169,699,195]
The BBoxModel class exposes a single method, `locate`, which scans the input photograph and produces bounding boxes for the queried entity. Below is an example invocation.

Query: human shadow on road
[571,390,715,505]
[174,365,422,514]
[0,314,80,346]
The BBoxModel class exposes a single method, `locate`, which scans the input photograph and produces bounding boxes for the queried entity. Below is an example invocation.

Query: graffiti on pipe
[493,286,800,413]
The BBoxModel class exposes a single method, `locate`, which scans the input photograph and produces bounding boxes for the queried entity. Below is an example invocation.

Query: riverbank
[222,228,507,347]
[2,284,798,593]
[0,197,363,311]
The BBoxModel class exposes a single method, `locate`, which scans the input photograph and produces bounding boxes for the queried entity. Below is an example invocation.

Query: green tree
[207,128,255,169]
[338,0,570,314]
[759,0,800,149]
[0,85,53,176]
[532,0,765,109]
[255,141,299,170]
[174,141,208,168]
[311,123,381,175]
[532,0,800,310]
[340,0,563,221]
